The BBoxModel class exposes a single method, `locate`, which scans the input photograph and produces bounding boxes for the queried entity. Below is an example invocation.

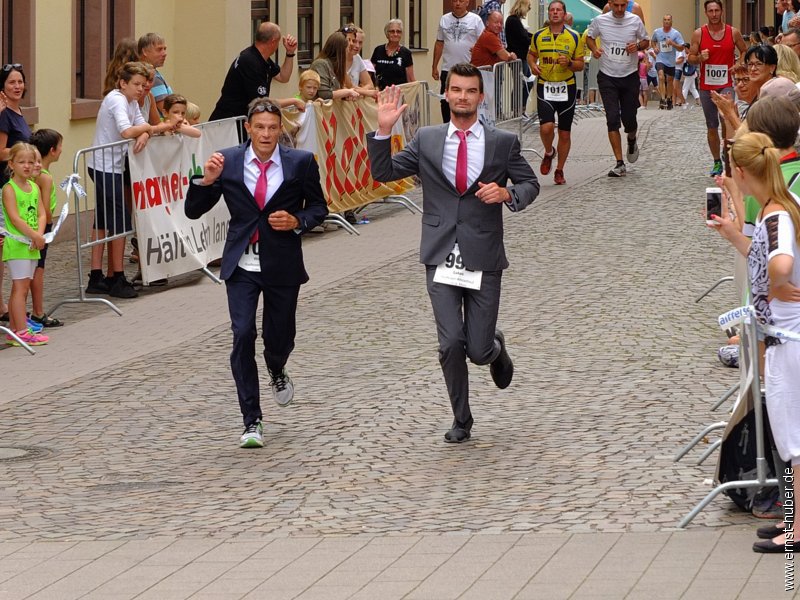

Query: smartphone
[706,187,722,225]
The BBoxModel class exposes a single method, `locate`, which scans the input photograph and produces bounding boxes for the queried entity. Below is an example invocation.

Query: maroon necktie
[251,158,272,243]
[455,130,470,194]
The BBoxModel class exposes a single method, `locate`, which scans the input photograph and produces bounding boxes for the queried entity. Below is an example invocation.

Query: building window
[72,0,134,119]
[1,0,36,123]
[340,0,354,27]
[409,0,424,49]
[251,0,278,41]
[297,0,315,65]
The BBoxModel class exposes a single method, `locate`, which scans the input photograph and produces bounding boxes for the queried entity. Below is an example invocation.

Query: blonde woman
[775,43,800,82]
[505,0,533,107]
[342,25,378,98]
[711,130,800,554]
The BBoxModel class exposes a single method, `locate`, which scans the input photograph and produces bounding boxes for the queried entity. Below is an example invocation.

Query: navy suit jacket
[185,142,328,286]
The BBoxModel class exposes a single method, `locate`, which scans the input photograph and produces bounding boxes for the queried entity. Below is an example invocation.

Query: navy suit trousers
[226,267,299,427]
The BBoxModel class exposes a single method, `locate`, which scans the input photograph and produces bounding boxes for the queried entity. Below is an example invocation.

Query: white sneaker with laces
[270,368,295,407]
[240,421,264,448]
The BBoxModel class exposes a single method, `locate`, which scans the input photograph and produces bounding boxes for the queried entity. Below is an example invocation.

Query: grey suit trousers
[425,266,502,430]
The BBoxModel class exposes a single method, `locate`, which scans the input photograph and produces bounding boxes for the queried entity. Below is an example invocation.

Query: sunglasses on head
[2,63,22,72]
[247,102,281,119]
[340,26,357,34]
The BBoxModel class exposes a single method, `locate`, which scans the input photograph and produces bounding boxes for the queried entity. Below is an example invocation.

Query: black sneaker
[344,210,358,225]
[666,98,673,110]
[86,273,111,294]
[108,276,138,298]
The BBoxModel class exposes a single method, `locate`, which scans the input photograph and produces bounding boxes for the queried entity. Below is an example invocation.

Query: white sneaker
[270,368,295,407]
[240,421,264,448]
[608,163,627,177]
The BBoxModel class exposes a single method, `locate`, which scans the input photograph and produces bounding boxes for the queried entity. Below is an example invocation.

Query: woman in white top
[342,25,378,99]
[711,130,800,554]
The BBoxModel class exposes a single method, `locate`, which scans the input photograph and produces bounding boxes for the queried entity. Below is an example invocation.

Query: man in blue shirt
[138,33,173,117]
[651,15,684,110]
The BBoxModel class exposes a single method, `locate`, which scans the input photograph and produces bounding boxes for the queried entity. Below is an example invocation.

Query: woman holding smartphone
[711,127,800,554]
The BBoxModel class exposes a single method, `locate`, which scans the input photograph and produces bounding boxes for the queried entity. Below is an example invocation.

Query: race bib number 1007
[704,64,729,86]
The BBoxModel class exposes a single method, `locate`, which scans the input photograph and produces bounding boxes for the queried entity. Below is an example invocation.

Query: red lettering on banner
[132,170,187,213]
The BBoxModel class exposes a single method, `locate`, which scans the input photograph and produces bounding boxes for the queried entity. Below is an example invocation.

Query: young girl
[86,61,152,299]
[161,94,201,137]
[29,128,64,328]
[1,142,47,346]
[637,52,649,108]
[296,69,321,102]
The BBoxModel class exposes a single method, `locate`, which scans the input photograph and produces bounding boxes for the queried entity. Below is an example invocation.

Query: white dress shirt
[243,144,283,202]
[442,120,485,192]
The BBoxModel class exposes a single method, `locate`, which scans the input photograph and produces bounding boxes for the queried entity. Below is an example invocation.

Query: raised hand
[376,86,408,135]
[202,152,225,185]
[283,35,298,55]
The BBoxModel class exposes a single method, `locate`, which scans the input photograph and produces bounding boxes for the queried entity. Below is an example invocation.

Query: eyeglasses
[746,61,766,69]
[733,77,750,84]
[387,29,402,33]
[2,63,22,71]
[247,102,281,119]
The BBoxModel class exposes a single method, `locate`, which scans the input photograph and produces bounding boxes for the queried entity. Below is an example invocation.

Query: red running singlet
[698,24,735,90]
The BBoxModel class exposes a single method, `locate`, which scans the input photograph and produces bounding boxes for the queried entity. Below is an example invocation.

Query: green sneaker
[239,421,263,448]
[710,160,723,176]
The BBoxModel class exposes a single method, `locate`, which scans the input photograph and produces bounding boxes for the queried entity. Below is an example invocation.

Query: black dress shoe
[756,523,785,540]
[489,329,513,389]
[444,427,471,443]
[753,538,787,553]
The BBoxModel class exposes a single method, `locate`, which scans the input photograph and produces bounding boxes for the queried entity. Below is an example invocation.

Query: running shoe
[710,160,723,176]
[26,318,44,333]
[659,99,665,110]
[608,163,627,177]
[553,169,566,185]
[6,330,49,346]
[718,345,739,368]
[270,368,295,407]
[239,421,264,448]
[626,138,639,164]
[540,148,556,175]
[666,98,673,110]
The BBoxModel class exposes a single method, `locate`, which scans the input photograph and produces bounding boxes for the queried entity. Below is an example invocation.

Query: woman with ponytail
[711,131,800,553]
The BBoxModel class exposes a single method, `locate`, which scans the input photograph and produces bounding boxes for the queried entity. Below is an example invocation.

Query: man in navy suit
[186,98,328,448]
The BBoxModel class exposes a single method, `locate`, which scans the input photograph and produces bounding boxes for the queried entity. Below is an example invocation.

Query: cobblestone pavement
[0,107,789,598]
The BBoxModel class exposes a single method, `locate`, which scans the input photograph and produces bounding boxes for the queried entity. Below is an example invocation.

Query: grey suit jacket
[367,123,539,271]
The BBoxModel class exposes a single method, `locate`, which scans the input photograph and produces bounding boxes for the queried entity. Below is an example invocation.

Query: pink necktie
[455,130,470,194]
[251,158,272,243]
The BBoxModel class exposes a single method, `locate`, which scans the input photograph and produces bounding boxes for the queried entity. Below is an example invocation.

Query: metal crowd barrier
[50,139,135,317]
[677,305,780,528]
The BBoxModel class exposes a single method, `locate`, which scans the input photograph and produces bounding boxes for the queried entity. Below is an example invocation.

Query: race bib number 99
[659,40,671,53]
[543,81,569,101]
[433,243,483,290]
[704,64,729,86]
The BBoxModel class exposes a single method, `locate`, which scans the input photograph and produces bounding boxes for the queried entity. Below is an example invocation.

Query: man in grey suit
[367,62,539,443]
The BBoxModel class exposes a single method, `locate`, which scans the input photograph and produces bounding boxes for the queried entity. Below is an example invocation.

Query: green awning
[568,0,602,33]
